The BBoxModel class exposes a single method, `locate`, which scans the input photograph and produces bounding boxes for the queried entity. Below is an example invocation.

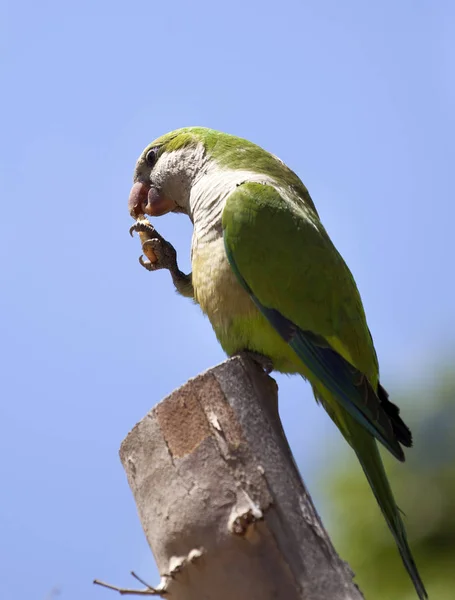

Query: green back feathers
[148,127,319,216]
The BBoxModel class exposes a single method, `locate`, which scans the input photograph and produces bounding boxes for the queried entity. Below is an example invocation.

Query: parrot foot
[129,222,194,298]
[130,222,178,273]
[140,238,178,273]
[240,351,274,374]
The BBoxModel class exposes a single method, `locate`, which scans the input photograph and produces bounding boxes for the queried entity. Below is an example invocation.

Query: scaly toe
[239,351,274,374]
[129,221,155,238]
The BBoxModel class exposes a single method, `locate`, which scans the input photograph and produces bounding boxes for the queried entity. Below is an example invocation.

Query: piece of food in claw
[136,215,158,263]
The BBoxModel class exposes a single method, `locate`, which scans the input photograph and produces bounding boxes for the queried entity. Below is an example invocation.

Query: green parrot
[128,127,427,599]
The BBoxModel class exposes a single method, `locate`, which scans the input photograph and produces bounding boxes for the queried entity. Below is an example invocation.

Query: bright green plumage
[222,181,425,598]
[131,127,427,599]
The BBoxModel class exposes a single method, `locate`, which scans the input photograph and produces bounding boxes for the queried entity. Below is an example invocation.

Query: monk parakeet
[128,127,427,599]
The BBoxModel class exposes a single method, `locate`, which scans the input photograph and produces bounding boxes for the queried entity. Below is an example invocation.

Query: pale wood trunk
[119,354,363,600]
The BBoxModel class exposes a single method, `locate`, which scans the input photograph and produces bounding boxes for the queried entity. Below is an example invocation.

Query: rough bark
[119,354,363,599]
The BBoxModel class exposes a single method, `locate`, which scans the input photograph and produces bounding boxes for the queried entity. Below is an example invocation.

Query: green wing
[222,182,427,600]
[222,182,410,459]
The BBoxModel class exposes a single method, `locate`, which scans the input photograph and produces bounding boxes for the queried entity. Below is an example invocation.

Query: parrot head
[128,128,206,221]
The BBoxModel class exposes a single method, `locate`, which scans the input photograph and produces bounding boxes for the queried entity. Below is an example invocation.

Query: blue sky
[1,1,454,598]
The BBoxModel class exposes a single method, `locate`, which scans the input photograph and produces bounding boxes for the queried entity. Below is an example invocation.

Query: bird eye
[145,148,157,167]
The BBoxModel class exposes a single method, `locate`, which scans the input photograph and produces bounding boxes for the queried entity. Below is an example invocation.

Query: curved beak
[128,182,176,218]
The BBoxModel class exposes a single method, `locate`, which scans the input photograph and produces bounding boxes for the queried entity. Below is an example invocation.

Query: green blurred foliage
[324,372,455,599]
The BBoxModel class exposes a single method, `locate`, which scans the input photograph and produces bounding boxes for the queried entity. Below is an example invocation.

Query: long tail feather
[349,421,427,599]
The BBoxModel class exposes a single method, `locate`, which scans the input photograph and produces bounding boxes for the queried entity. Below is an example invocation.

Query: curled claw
[139,254,155,271]
[129,221,156,238]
